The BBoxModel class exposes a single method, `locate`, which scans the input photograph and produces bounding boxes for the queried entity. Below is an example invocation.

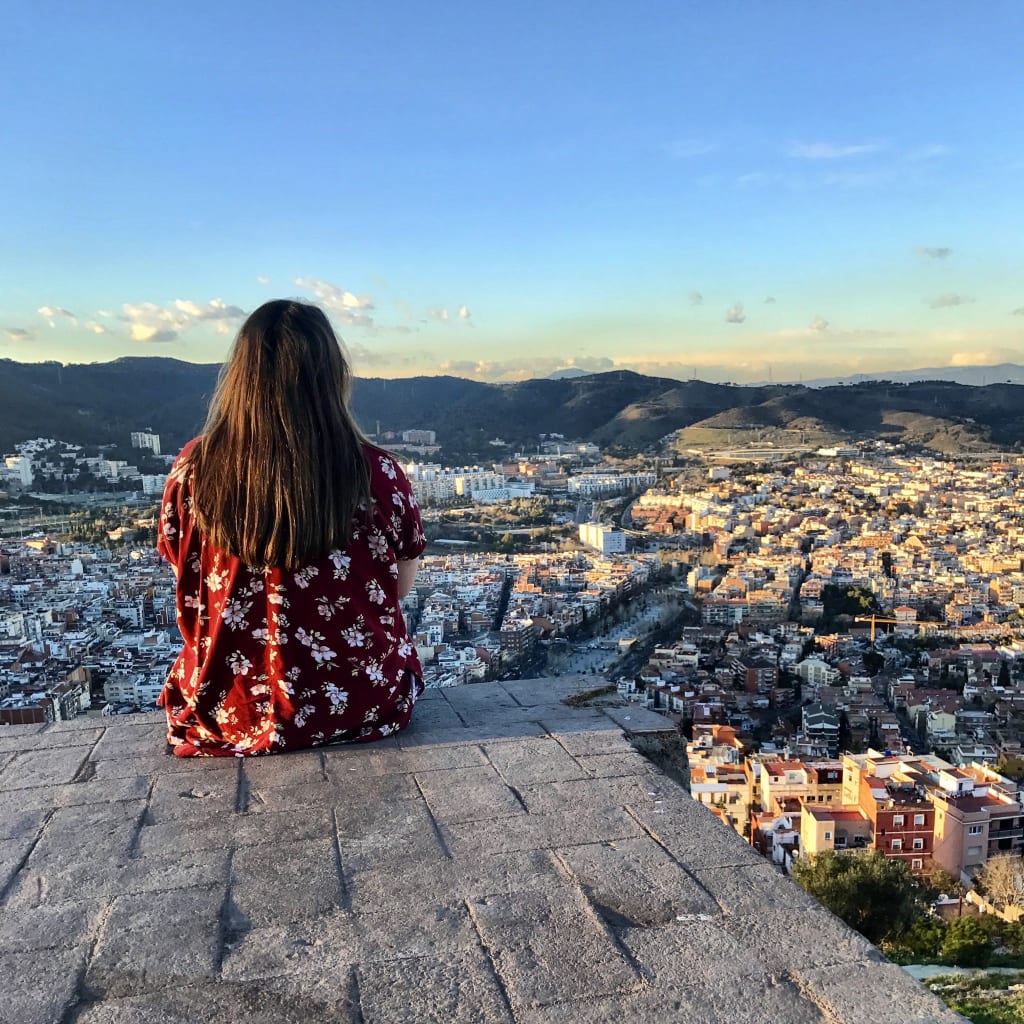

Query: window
[913,838,924,850]
[824,831,832,841]
[968,845,982,857]
[969,825,983,835]
[892,839,903,850]
[893,814,904,826]
[914,814,925,826]
[912,858,923,870]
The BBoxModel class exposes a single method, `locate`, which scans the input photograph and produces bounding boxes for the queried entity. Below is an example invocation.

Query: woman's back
[159,441,426,756]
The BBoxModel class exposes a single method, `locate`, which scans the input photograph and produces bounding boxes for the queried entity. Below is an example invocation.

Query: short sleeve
[371,449,427,561]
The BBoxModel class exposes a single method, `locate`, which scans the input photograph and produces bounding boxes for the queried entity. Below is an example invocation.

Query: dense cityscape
[6,420,1024,1018]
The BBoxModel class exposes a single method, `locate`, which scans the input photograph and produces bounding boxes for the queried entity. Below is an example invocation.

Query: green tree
[893,916,946,960]
[939,916,992,967]
[790,851,920,945]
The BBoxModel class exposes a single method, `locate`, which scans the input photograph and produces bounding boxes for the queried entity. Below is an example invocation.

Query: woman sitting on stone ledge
[156,299,425,756]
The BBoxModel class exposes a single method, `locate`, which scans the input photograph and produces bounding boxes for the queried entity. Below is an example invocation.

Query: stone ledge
[0,677,966,1024]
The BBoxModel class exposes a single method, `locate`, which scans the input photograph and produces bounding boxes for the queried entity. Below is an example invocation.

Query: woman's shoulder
[362,443,409,488]
[166,437,202,489]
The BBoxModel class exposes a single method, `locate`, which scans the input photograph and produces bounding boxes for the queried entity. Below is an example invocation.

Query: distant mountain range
[771,363,1024,388]
[1,356,1022,456]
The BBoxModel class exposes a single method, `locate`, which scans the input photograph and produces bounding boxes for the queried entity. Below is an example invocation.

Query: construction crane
[854,614,905,643]
[855,612,952,643]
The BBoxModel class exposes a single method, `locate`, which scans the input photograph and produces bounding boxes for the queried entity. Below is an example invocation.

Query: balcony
[0,678,963,1023]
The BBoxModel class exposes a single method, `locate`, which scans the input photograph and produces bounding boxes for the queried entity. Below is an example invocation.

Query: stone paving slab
[72,981,359,1024]
[356,950,514,1024]
[482,737,590,786]
[469,886,642,1009]
[415,764,527,824]
[0,897,105,952]
[344,848,566,914]
[0,746,92,788]
[556,837,721,927]
[136,805,335,856]
[0,680,970,1024]
[86,884,224,998]
[231,837,342,928]
[1,946,86,1024]
[441,804,645,857]
[794,961,968,1023]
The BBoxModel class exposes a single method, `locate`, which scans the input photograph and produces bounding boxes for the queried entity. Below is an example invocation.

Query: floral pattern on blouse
[157,440,427,757]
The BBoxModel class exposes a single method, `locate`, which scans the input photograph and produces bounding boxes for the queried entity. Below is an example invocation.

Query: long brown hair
[189,300,371,569]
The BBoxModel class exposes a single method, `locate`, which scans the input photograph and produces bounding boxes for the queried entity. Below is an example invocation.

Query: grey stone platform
[0,678,965,1023]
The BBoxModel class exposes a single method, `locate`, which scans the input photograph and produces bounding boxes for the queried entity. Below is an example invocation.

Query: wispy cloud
[1012,307,1024,316]
[37,305,76,327]
[293,277,375,327]
[907,144,951,161]
[84,321,107,335]
[257,275,270,285]
[3,327,31,341]
[763,296,776,304]
[665,138,715,159]
[929,293,974,309]
[809,317,830,333]
[789,141,882,160]
[725,303,746,324]
[434,353,615,382]
[914,246,952,259]
[121,298,247,344]
[688,291,703,306]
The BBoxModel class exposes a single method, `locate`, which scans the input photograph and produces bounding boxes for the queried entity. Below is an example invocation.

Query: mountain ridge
[1,357,1022,456]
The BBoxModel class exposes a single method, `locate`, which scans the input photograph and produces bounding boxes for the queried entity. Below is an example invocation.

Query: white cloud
[929,293,974,309]
[121,297,247,344]
[293,277,375,327]
[810,317,830,333]
[789,141,882,159]
[84,321,107,334]
[37,305,76,327]
[257,275,270,285]
[3,327,31,341]
[457,305,471,320]
[428,307,450,323]
[725,303,746,324]
[914,246,953,259]
[434,353,617,382]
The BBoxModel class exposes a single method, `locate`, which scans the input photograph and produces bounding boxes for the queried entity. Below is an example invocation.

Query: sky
[2,1,1023,384]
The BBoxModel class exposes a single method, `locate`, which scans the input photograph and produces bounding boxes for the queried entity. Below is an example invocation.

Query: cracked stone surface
[0,677,967,1023]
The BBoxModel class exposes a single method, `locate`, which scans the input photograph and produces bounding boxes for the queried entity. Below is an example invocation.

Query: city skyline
[2,2,1023,383]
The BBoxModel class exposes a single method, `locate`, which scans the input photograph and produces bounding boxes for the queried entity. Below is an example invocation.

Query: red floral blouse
[157,441,427,756]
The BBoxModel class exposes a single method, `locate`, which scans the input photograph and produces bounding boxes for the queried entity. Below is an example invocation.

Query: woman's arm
[397,557,419,598]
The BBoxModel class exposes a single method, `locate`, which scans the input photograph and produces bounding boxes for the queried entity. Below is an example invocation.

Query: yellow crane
[854,614,905,643]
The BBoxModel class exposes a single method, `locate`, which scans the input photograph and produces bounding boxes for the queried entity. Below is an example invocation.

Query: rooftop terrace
[0,678,966,1023]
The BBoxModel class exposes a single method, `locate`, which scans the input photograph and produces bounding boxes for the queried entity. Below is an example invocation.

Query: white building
[578,522,627,554]
[141,474,168,496]
[131,431,162,456]
[3,456,34,487]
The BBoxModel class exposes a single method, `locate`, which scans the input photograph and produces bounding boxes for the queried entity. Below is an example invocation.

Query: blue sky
[2,1,1023,382]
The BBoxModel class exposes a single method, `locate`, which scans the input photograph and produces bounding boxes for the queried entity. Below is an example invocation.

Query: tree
[939,916,991,968]
[975,854,1024,909]
[790,851,920,945]
[893,917,946,960]
[998,659,1011,688]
